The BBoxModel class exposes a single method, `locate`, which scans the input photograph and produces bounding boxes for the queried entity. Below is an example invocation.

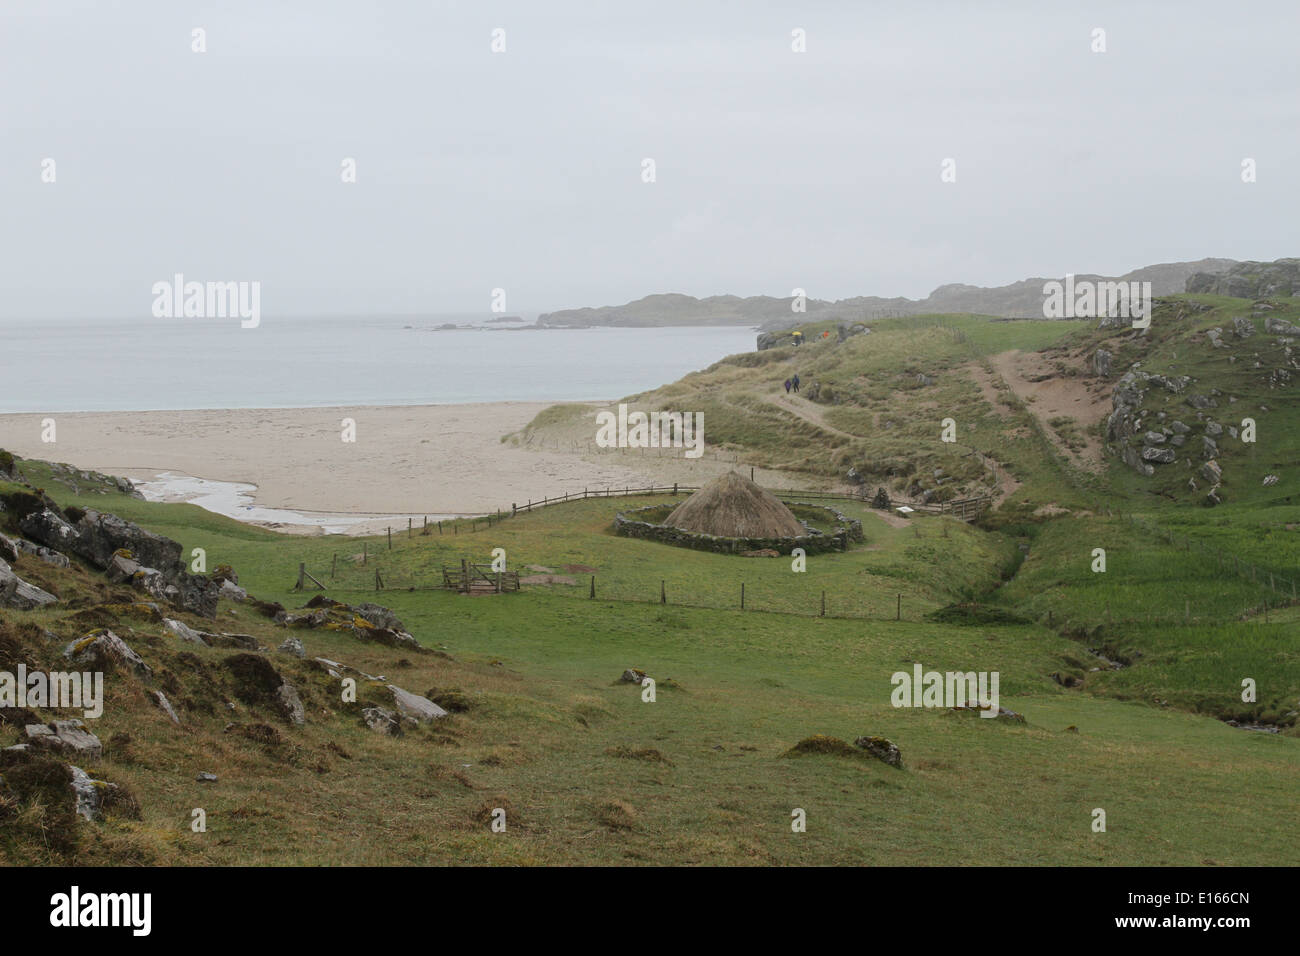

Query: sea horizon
[3,318,757,414]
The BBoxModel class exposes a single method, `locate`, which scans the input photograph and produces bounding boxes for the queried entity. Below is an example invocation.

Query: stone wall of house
[613,502,863,555]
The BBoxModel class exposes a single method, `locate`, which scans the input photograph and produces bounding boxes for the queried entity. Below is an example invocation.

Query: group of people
[783,374,801,394]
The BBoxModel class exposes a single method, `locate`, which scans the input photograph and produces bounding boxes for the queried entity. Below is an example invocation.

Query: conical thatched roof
[664,472,805,538]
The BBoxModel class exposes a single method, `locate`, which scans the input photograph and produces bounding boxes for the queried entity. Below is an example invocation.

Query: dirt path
[769,392,862,441]
[988,349,1109,471]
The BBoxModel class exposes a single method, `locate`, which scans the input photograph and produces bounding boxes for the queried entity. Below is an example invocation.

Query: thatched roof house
[664,471,805,538]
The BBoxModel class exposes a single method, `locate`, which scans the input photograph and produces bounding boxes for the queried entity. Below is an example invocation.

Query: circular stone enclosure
[614,500,864,555]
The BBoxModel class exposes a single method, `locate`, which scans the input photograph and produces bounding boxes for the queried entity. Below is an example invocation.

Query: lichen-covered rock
[63,629,152,678]
[16,509,80,553]
[278,637,305,658]
[1142,446,1175,464]
[273,683,305,726]
[219,579,247,602]
[853,735,903,768]
[68,764,135,821]
[361,707,402,736]
[1232,316,1256,339]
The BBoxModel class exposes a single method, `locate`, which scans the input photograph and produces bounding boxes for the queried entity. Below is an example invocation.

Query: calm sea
[2,315,757,413]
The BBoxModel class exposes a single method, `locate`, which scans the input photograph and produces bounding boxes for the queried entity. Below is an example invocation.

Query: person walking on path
[792,374,801,393]
[783,378,792,394]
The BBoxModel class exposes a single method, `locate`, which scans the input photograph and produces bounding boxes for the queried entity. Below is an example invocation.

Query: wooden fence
[441,560,519,594]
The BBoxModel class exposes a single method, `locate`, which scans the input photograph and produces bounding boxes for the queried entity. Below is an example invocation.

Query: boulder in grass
[222,653,304,726]
[152,691,181,725]
[63,629,152,679]
[163,618,209,645]
[621,668,648,684]
[68,765,137,821]
[0,557,58,610]
[853,735,903,768]
[388,685,447,723]
[25,720,103,759]
[361,707,402,736]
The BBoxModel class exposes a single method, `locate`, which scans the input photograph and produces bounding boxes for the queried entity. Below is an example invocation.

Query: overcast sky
[2,0,1296,320]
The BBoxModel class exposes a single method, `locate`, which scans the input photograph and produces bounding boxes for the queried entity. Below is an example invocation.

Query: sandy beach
[0,403,667,529]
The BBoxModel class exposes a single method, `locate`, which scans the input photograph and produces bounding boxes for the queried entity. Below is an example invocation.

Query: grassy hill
[2,292,1299,866]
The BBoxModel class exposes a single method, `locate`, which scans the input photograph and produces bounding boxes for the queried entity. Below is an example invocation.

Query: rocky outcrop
[285,596,422,651]
[1186,258,1300,298]
[0,557,58,610]
[1265,315,1300,336]
[1093,349,1112,377]
[21,507,221,618]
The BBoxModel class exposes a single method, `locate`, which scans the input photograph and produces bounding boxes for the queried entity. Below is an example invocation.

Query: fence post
[896,593,901,621]
[297,563,305,591]
[363,543,367,565]
[375,568,382,591]
[331,553,337,579]
[741,583,745,610]
[387,527,392,550]
[660,580,666,604]
[821,590,825,617]
[408,518,412,538]
[590,575,595,599]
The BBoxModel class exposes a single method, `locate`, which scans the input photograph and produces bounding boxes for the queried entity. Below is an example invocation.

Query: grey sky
[3,0,1296,319]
